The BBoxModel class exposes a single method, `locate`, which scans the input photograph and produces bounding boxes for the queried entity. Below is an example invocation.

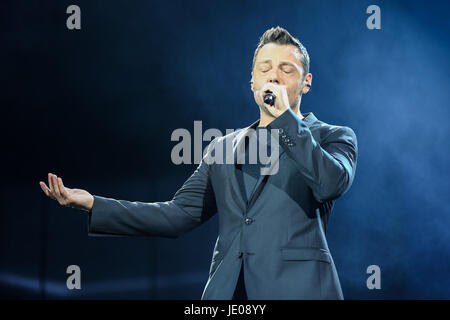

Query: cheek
[285,86,302,104]
[253,89,260,101]
[286,85,299,98]
[252,79,263,91]
[289,83,302,96]
[253,81,264,96]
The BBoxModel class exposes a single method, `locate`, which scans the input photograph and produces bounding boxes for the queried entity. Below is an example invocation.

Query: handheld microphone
[263,92,275,106]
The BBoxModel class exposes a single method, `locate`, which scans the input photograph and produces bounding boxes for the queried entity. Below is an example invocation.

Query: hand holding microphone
[257,83,290,118]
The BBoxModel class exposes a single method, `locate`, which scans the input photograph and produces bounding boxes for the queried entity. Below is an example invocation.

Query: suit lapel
[232,124,254,208]
[229,111,318,213]
[248,112,318,208]
[232,122,285,211]
[247,140,285,210]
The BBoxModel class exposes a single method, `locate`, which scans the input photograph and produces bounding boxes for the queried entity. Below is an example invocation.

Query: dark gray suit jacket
[87,108,358,299]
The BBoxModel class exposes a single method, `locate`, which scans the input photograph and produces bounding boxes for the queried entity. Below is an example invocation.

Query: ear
[302,73,313,94]
[250,71,254,92]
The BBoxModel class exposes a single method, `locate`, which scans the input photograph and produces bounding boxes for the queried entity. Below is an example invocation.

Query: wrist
[87,195,94,212]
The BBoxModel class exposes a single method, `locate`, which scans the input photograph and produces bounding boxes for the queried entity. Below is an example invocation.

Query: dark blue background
[1,0,449,299]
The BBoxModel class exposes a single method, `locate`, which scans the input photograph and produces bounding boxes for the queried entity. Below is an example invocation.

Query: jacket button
[245,217,253,225]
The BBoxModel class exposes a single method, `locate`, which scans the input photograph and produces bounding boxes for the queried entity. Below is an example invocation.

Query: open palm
[39,173,94,212]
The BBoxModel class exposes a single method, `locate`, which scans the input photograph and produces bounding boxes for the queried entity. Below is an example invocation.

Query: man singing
[39,26,358,299]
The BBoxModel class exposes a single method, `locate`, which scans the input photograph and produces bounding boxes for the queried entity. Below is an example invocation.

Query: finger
[49,173,55,194]
[263,85,287,110]
[48,173,52,192]
[39,181,49,196]
[57,177,69,198]
[267,105,279,117]
[269,83,286,97]
[260,83,272,96]
[48,173,55,194]
[260,85,273,98]
[262,82,278,93]
[40,181,56,200]
[266,100,283,113]
[52,175,61,197]
[261,82,273,90]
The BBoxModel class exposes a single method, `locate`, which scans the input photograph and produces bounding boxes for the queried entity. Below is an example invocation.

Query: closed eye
[281,64,295,74]
[282,67,294,74]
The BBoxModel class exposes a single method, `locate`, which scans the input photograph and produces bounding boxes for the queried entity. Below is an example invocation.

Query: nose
[267,69,281,85]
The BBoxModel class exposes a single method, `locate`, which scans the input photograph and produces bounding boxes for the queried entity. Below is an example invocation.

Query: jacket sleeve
[267,108,358,203]
[87,139,218,238]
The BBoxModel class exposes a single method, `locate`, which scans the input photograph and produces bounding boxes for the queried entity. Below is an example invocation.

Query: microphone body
[263,92,275,106]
